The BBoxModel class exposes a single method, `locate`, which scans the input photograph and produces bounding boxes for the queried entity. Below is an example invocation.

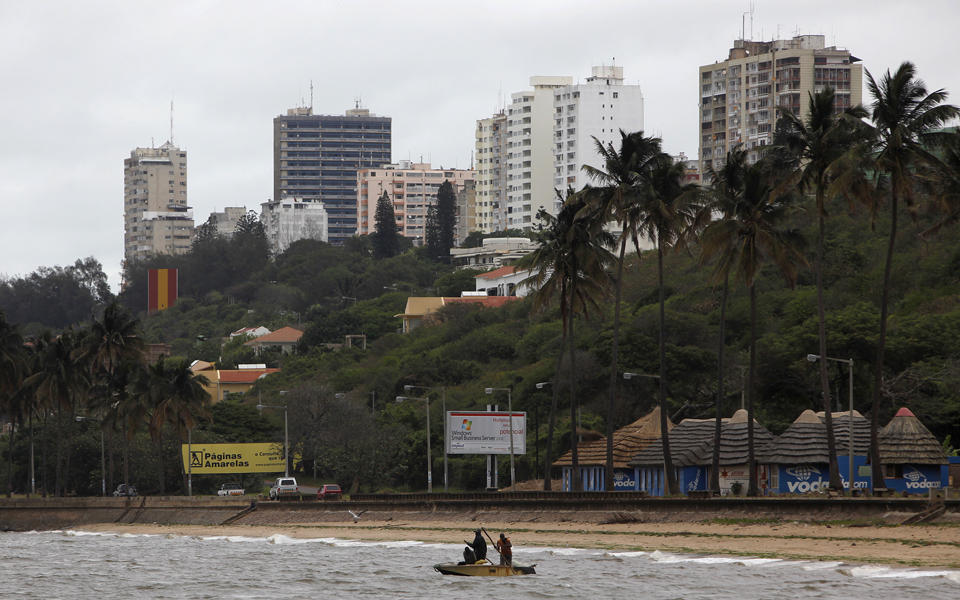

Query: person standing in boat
[464,529,487,562]
[495,533,512,566]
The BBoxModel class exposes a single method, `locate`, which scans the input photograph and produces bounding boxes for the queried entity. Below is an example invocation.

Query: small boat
[433,559,536,577]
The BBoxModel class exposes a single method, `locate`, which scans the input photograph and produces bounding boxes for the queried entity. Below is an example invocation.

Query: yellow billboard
[180,442,285,474]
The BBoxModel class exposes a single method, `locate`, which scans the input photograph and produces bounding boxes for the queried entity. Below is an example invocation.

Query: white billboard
[446,411,526,455]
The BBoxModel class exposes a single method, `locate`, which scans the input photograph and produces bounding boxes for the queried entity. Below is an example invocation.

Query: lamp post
[534,382,551,475]
[623,372,661,381]
[258,403,289,477]
[341,296,357,305]
[397,395,432,492]
[807,354,855,493]
[404,385,446,491]
[76,416,106,497]
[486,387,515,489]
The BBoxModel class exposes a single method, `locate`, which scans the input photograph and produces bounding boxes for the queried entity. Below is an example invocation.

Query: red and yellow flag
[148,268,178,311]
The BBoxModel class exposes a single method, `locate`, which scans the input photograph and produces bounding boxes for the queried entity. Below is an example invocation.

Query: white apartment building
[123,141,195,262]
[474,111,508,233]
[506,76,572,230]
[259,197,328,255]
[554,66,645,191]
[699,34,862,172]
[356,161,475,243]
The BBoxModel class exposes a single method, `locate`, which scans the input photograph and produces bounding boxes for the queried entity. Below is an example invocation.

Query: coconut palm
[581,129,663,488]
[520,189,614,491]
[632,154,701,495]
[863,62,959,489]
[772,87,869,492]
[699,160,807,495]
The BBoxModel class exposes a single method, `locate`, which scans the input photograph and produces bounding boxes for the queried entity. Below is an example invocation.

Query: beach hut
[553,407,671,491]
[627,409,774,496]
[761,410,870,494]
[878,407,948,493]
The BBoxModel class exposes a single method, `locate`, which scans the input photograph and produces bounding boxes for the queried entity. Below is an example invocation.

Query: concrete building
[356,161,475,243]
[273,106,391,246]
[206,207,248,237]
[554,65,645,191]
[699,34,862,172]
[506,76,572,230]
[455,179,477,247]
[474,111,509,233]
[260,197,328,254]
[123,141,195,262]
[449,237,535,269]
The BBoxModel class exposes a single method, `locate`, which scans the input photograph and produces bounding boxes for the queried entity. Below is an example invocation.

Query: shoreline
[69,519,960,569]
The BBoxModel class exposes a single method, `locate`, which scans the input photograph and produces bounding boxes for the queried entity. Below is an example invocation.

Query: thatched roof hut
[879,407,948,465]
[760,410,870,464]
[553,407,672,468]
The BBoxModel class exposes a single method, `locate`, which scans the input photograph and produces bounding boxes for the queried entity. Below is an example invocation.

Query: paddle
[481,527,514,572]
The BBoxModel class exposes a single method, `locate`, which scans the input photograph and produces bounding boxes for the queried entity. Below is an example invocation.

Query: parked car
[268,477,298,499]
[317,484,342,501]
[113,484,137,497]
[217,483,245,496]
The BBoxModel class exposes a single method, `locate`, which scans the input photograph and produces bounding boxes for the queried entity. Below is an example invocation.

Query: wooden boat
[433,559,536,576]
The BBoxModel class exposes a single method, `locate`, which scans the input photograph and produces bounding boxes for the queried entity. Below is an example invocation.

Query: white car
[217,483,245,496]
[269,477,298,499]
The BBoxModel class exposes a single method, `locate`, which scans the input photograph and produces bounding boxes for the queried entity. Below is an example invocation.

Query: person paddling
[495,533,512,566]
[464,528,487,563]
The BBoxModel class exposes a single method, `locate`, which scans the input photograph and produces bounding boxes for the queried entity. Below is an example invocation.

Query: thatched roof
[553,407,672,468]
[628,409,774,468]
[879,407,948,465]
[760,410,869,464]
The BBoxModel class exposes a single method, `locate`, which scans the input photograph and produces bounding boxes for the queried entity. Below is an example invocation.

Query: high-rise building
[273,106,391,246]
[123,141,195,262]
[356,161,475,243]
[206,206,248,238]
[260,197,328,254]
[698,34,862,173]
[506,76,572,230]
[553,66,644,191]
[474,111,508,233]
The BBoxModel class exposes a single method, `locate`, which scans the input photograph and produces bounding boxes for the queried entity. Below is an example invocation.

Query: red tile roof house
[243,326,303,355]
[473,266,536,297]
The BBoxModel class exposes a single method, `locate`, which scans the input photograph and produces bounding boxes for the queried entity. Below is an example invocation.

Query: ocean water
[1,529,958,599]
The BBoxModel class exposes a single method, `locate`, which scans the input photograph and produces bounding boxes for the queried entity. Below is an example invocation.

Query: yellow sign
[180,443,285,474]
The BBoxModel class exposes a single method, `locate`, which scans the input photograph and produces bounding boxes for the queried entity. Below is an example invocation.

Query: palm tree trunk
[6,422,15,498]
[64,408,74,497]
[55,409,62,497]
[41,411,48,498]
[710,275,729,494]
[122,421,130,488]
[870,194,898,492]
[605,237,628,489]
[542,318,567,492]
[568,258,582,493]
[28,415,34,497]
[815,212,843,491]
[158,427,165,495]
[658,242,678,495]
[747,285,758,496]
[108,429,115,493]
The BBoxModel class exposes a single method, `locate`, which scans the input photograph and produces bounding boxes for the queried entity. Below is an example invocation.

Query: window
[612,92,618,99]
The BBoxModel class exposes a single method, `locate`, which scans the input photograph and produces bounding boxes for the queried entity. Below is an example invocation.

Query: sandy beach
[74,519,960,569]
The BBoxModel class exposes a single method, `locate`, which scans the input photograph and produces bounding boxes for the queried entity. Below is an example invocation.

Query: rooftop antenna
[354,95,362,109]
[310,80,314,109]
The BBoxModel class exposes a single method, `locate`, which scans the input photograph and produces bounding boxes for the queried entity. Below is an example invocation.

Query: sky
[2,0,958,294]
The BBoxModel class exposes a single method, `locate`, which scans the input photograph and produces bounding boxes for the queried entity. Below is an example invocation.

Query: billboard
[446,411,526,455]
[180,442,285,474]
[148,268,178,311]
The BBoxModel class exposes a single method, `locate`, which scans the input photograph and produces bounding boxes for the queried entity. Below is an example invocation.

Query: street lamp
[534,382,551,473]
[76,416,106,497]
[405,385,446,491]
[807,354,855,493]
[341,296,357,305]
[397,395,432,492]
[486,387,515,489]
[258,403,290,477]
[623,372,660,380]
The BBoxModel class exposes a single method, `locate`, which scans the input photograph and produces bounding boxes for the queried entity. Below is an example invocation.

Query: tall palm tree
[772,88,869,492]
[697,145,749,495]
[581,129,662,488]
[78,302,147,489]
[699,161,807,495]
[520,189,614,491]
[864,62,958,489]
[633,154,700,495]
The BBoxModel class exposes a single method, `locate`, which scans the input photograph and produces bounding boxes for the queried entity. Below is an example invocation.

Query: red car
[317,484,342,501]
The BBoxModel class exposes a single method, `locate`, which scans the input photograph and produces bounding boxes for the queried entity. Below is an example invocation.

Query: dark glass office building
[273,106,392,245]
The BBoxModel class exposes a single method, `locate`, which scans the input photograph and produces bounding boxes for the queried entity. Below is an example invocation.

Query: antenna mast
[310,80,314,109]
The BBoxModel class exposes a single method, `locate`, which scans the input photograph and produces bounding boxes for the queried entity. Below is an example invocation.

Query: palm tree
[922,134,960,237]
[520,189,614,491]
[0,312,26,497]
[772,87,869,492]
[632,154,700,495]
[581,129,662,488]
[697,145,749,495]
[78,302,147,489]
[864,62,958,489]
[699,161,807,495]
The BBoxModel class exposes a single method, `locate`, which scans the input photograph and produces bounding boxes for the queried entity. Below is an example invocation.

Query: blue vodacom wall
[612,468,639,491]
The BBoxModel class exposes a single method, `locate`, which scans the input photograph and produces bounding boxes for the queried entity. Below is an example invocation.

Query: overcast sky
[2,0,958,293]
